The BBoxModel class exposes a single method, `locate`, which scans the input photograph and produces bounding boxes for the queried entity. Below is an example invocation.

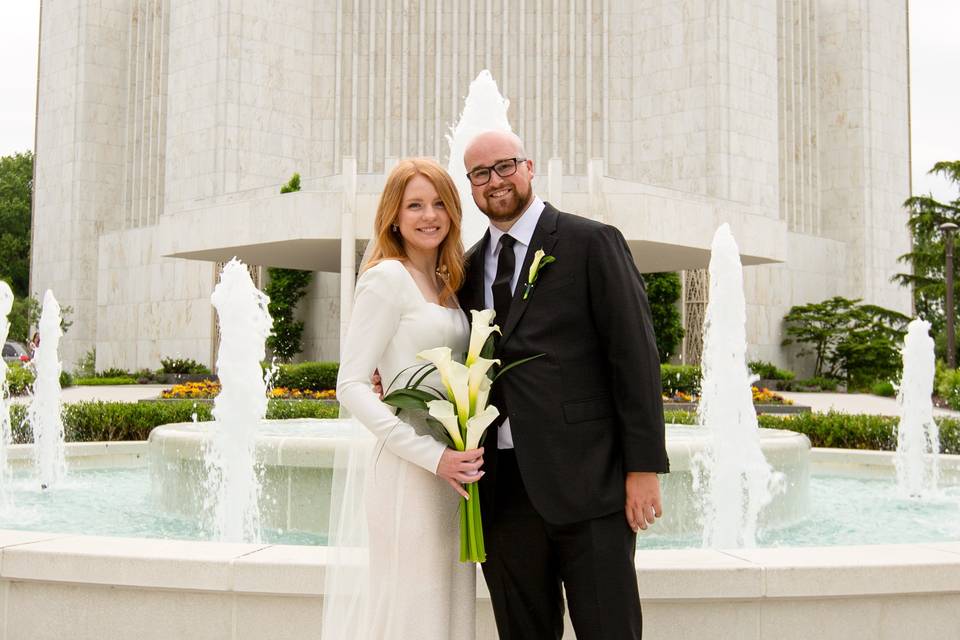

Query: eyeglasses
[466,157,527,186]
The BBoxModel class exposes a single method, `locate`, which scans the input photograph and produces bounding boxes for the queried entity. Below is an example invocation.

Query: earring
[391,224,399,233]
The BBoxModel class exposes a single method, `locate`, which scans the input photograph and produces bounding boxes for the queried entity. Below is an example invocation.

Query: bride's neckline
[392,260,461,311]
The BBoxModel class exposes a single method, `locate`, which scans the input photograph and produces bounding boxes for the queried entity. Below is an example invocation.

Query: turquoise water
[638,474,960,549]
[1,468,958,549]
[0,467,325,546]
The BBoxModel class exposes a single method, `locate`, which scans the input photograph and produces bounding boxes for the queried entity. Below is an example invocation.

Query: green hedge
[272,361,339,391]
[936,364,960,411]
[7,400,340,444]
[664,409,960,454]
[660,364,701,395]
[73,376,139,386]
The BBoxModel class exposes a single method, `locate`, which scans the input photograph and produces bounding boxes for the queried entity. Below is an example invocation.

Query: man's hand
[625,472,662,532]
[436,448,485,498]
[371,370,383,400]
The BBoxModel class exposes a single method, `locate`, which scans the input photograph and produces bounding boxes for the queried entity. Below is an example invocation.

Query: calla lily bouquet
[383,308,540,563]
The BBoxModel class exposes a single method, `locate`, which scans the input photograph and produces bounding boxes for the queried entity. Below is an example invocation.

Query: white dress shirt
[483,196,545,449]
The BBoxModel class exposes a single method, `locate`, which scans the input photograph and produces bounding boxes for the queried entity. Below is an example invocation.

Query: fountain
[895,318,940,497]
[0,281,13,504]
[691,224,788,548]
[29,289,66,490]
[446,69,513,248]
[200,258,272,542]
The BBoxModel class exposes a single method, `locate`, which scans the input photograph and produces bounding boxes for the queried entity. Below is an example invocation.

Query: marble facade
[31,0,912,373]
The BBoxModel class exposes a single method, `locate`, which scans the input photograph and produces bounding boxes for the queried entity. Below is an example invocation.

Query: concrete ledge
[2,532,960,639]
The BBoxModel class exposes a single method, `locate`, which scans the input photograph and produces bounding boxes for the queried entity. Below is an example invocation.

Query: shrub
[274,361,339,391]
[663,409,960,454]
[4,364,71,394]
[8,399,339,444]
[870,380,896,397]
[782,376,839,392]
[643,272,684,363]
[160,357,211,375]
[97,367,132,378]
[748,360,795,381]
[660,364,701,396]
[6,362,33,395]
[936,364,960,411]
[75,348,96,378]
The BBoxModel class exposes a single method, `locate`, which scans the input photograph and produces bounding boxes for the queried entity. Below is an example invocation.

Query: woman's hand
[436,447,485,498]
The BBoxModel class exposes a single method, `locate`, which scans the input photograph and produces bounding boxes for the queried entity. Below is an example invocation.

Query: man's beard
[478,184,533,223]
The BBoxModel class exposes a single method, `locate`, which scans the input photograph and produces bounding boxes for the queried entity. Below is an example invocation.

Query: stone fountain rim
[3,442,960,634]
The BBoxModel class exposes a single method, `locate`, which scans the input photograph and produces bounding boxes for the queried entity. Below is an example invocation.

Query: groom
[458,130,669,639]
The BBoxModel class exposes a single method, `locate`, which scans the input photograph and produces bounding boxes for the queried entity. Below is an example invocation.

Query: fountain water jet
[0,281,13,504]
[692,224,784,548]
[29,290,66,490]
[446,69,512,248]
[895,318,939,498]
[203,258,273,542]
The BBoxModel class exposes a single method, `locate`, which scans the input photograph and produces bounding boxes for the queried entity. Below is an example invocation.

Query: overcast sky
[0,1,956,201]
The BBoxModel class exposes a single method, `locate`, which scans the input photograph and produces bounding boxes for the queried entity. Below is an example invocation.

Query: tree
[265,173,313,361]
[893,160,960,360]
[0,151,32,299]
[781,296,910,385]
[642,272,684,363]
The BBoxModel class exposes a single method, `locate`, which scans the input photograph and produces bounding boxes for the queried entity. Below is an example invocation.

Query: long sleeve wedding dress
[325,259,476,639]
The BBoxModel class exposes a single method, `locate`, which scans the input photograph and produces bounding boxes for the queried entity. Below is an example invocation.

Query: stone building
[31,0,912,373]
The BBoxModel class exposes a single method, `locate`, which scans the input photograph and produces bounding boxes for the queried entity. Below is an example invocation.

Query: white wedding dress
[325,259,476,640]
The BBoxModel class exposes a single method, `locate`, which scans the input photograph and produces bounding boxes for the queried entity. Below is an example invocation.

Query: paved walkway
[7,384,168,406]
[778,391,960,419]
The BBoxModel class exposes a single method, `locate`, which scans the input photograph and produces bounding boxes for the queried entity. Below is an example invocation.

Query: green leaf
[382,387,442,412]
[491,353,545,382]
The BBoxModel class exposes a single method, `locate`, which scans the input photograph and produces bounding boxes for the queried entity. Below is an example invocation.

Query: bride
[323,158,484,639]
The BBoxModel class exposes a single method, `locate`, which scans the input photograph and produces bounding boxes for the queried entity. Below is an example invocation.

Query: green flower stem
[461,483,486,563]
[459,497,469,563]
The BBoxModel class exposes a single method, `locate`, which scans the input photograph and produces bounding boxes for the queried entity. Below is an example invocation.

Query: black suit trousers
[481,450,643,640]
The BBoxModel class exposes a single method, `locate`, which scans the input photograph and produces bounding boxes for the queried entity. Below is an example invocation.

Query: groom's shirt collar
[487,196,545,251]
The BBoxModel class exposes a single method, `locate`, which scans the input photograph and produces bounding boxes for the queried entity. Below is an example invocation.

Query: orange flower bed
[161,380,221,399]
[161,381,336,400]
[751,386,792,405]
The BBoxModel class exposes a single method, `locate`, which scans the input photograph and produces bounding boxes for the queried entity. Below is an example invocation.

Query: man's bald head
[462,130,535,231]
[464,130,526,172]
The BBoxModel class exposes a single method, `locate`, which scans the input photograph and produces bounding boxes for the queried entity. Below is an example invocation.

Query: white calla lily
[447,361,472,429]
[466,404,500,451]
[474,375,493,414]
[426,399,464,449]
[528,249,546,283]
[466,309,500,365]
[417,346,455,396]
[467,357,499,414]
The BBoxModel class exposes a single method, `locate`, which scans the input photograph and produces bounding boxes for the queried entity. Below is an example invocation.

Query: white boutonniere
[522,249,556,300]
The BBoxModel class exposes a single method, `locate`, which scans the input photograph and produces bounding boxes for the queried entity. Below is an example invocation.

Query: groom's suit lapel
[500,204,560,343]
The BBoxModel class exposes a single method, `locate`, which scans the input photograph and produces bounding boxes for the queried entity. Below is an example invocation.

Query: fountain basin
[148,421,811,538]
[1,443,959,639]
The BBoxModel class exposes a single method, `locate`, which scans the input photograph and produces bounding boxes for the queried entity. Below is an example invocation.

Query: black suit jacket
[460,203,669,525]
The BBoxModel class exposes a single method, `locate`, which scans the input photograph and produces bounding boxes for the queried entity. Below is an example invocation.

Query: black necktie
[493,235,517,325]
